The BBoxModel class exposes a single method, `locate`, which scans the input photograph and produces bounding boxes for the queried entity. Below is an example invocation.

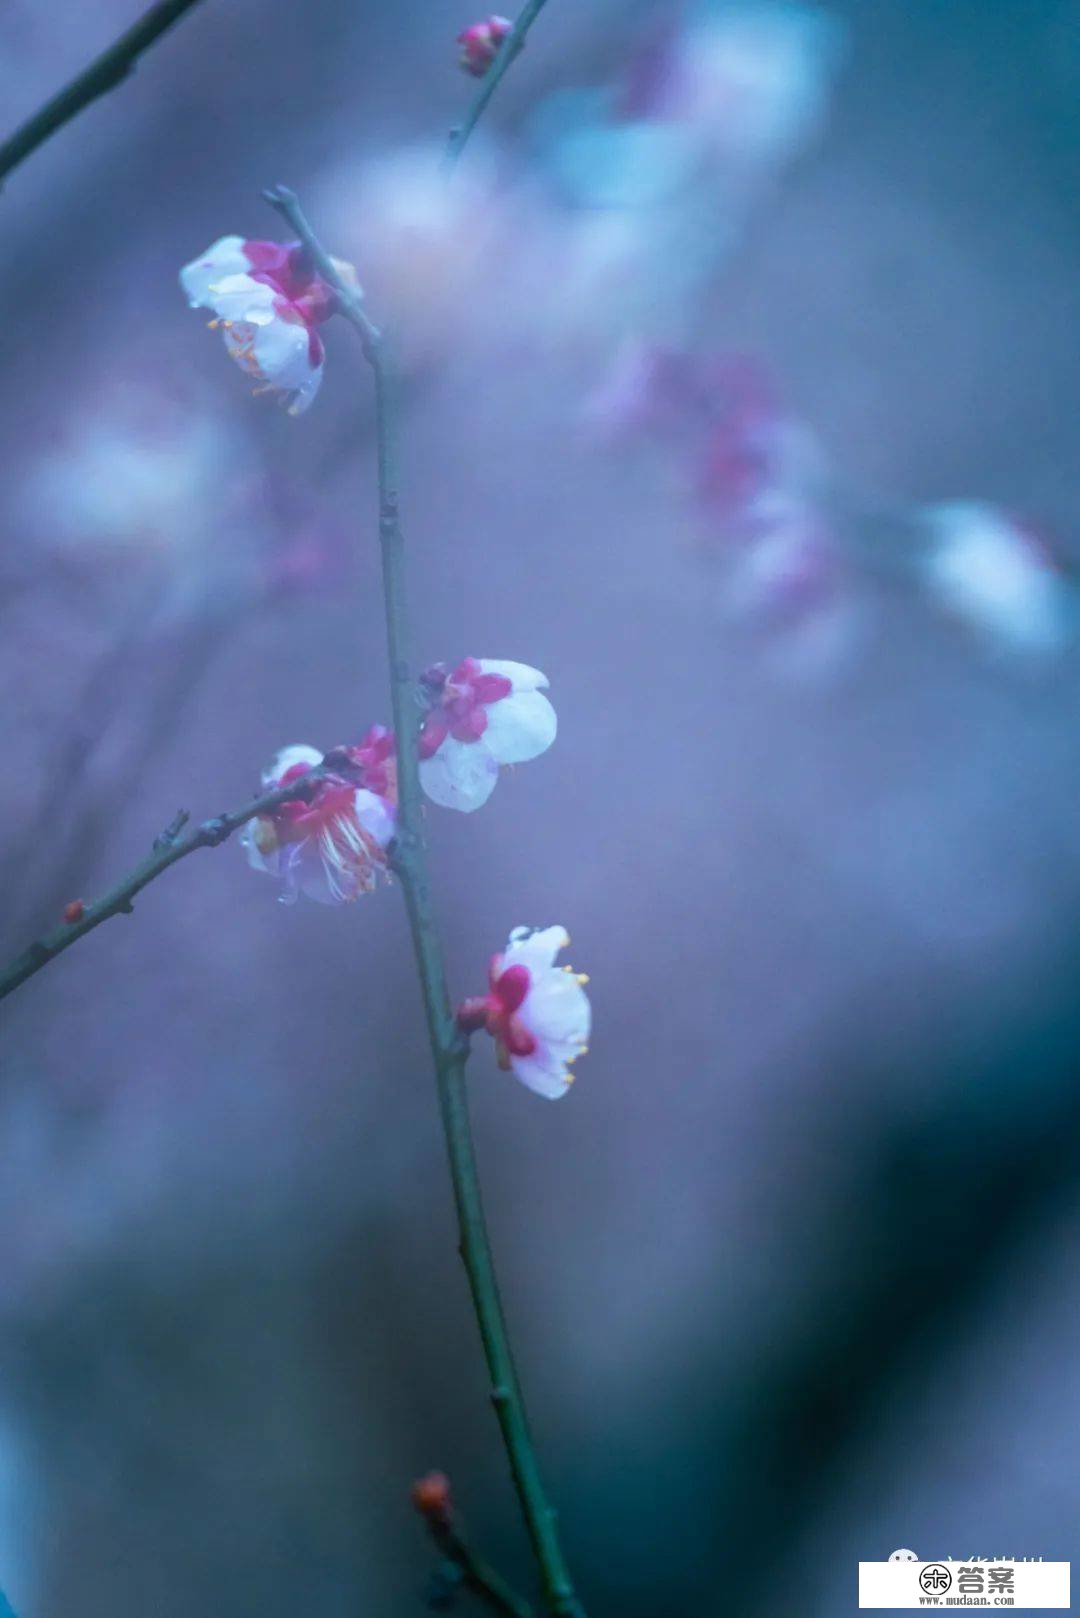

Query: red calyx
[455,959,537,1058]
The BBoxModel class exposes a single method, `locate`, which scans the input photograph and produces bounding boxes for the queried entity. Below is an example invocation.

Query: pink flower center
[272,763,356,844]
[242,240,337,368]
[417,658,514,760]
[266,734,396,846]
[325,725,398,800]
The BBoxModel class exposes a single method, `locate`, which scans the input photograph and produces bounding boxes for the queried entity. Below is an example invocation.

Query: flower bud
[411,1471,454,1528]
[62,900,85,924]
[457,15,511,76]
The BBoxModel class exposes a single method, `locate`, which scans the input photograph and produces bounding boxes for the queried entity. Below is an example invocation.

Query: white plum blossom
[418,658,557,812]
[181,236,358,415]
[920,502,1073,653]
[457,926,591,1099]
[241,729,397,905]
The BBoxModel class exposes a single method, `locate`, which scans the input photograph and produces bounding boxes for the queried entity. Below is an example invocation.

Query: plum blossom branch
[263,187,585,1618]
[0,0,209,187]
[445,0,552,171]
[0,767,334,1005]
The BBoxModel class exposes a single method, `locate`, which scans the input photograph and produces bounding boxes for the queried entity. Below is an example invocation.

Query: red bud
[411,1470,453,1527]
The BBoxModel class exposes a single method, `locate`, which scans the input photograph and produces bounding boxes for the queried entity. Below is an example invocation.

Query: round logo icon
[919,1565,953,1595]
[889,1549,918,1562]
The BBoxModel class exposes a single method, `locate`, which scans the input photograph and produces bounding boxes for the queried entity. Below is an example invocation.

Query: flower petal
[480,688,557,765]
[250,317,320,395]
[475,659,549,692]
[509,1047,575,1100]
[502,925,571,974]
[419,737,499,812]
[354,787,396,849]
[262,744,323,789]
[204,272,279,325]
[519,970,591,1056]
[180,236,250,307]
[239,819,280,876]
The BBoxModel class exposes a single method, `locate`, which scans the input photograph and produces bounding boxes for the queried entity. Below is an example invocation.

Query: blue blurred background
[0,1,1078,1612]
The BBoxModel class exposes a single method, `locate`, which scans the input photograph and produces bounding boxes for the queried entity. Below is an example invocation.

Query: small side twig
[0,0,211,187]
[412,1473,534,1618]
[444,0,551,172]
[0,767,333,1005]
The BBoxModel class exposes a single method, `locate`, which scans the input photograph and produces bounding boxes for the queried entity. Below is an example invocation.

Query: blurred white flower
[181,236,357,415]
[309,144,513,364]
[458,926,591,1099]
[418,658,557,813]
[524,3,843,349]
[652,1,844,164]
[10,379,265,609]
[920,502,1073,653]
[242,731,397,906]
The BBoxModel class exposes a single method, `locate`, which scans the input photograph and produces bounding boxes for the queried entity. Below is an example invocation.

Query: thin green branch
[445,0,552,172]
[419,1510,536,1617]
[0,767,333,1005]
[0,0,210,187]
[443,1528,537,1618]
[265,190,586,1618]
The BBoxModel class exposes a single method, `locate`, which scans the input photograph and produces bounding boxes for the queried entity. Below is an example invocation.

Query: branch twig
[435,1530,536,1618]
[412,1477,535,1618]
[445,0,552,172]
[264,187,586,1618]
[0,767,332,1005]
[0,0,209,187]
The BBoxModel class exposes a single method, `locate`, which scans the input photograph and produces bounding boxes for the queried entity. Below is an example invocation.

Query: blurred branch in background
[0,599,251,991]
[0,0,210,186]
[0,762,335,1004]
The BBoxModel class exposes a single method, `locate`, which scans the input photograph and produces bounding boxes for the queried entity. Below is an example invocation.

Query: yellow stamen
[206,318,220,329]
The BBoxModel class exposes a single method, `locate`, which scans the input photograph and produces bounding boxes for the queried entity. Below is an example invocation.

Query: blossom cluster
[178,209,592,1102]
[237,661,576,1098]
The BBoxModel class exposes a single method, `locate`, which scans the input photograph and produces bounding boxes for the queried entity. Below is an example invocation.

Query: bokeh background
[1,1,1078,1613]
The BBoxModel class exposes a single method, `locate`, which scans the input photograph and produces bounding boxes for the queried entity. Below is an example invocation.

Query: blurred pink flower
[241,732,397,905]
[457,14,511,76]
[582,340,714,441]
[919,502,1074,653]
[180,236,359,415]
[418,658,557,812]
[264,525,349,599]
[458,926,590,1099]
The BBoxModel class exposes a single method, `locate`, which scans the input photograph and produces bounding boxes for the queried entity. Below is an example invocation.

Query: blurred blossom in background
[0,1,1078,1615]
